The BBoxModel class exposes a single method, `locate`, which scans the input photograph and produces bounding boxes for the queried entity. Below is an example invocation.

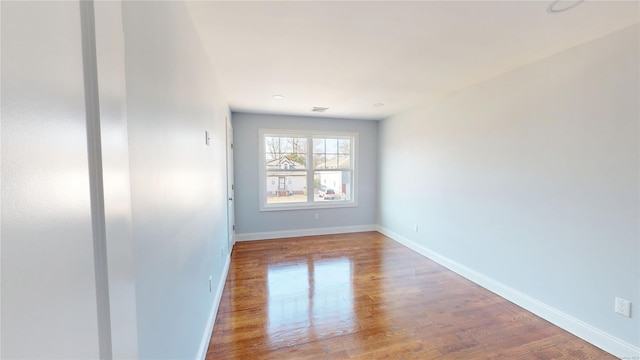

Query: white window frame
[259,129,358,211]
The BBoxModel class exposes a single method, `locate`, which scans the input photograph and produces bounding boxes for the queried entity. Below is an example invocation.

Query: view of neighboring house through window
[265,135,308,204]
[313,137,352,202]
[261,130,356,210]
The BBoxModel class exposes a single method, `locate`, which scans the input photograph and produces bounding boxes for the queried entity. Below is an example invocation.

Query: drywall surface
[232,112,377,236]
[122,1,230,359]
[378,24,639,350]
[1,1,100,358]
[94,1,139,358]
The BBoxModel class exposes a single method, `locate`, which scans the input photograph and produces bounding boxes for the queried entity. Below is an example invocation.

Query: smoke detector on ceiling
[311,107,329,113]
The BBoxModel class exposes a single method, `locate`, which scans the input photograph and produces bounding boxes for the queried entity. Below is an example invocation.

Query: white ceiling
[187,1,639,120]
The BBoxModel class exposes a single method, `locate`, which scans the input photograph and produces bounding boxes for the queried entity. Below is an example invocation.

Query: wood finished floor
[206,232,615,359]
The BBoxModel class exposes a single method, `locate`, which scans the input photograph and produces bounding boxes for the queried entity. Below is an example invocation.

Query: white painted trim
[376,226,640,359]
[196,253,231,360]
[235,224,377,242]
[258,129,358,212]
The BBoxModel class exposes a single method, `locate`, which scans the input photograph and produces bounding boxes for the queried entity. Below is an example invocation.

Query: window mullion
[307,135,313,203]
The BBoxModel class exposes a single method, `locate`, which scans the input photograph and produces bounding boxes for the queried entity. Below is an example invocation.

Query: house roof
[315,155,351,170]
[266,155,306,169]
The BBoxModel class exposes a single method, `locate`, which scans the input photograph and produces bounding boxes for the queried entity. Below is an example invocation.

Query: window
[260,129,356,211]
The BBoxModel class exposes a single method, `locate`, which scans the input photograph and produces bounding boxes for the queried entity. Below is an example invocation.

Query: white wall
[378,24,639,356]
[1,2,101,358]
[233,113,377,238]
[94,1,139,358]
[2,1,230,358]
[121,2,230,359]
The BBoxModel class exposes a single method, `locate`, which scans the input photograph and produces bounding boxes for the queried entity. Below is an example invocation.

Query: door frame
[225,115,235,249]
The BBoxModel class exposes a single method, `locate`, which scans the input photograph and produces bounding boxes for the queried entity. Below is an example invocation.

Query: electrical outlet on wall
[615,297,631,317]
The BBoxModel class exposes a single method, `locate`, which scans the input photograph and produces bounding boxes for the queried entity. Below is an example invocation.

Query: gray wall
[122,2,230,359]
[378,24,639,352]
[233,112,377,236]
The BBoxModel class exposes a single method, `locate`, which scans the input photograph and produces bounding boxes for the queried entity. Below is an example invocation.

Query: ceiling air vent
[311,107,329,113]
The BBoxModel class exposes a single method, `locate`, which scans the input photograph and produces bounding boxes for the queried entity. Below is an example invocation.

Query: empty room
[1,1,638,359]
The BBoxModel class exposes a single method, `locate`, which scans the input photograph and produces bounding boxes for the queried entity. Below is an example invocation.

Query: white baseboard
[196,252,231,360]
[234,224,377,242]
[376,225,640,359]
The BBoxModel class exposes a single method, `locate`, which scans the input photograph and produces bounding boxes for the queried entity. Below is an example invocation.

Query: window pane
[266,136,307,169]
[313,154,326,169]
[313,137,351,170]
[325,138,338,153]
[313,171,351,202]
[337,154,351,170]
[325,155,338,169]
[266,172,308,204]
[338,139,350,154]
[313,138,325,153]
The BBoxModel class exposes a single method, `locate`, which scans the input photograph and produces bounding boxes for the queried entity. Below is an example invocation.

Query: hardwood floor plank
[206,232,615,359]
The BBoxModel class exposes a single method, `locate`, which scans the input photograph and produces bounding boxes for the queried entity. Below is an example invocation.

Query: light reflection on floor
[209,234,617,359]
[267,258,354,345]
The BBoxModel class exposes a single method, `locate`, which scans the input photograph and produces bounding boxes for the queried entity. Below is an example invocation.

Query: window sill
[260,200,358,212]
